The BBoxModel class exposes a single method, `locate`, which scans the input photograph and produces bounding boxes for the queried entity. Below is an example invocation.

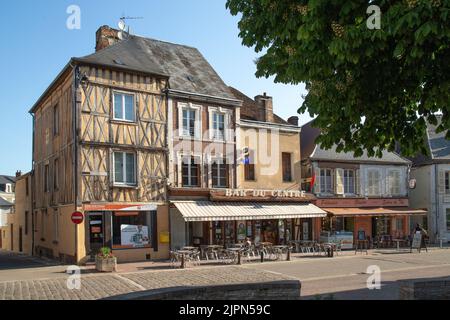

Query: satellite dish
[118,19,126,31]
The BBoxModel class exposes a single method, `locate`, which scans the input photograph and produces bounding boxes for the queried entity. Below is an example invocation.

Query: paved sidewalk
[0,266,295,300]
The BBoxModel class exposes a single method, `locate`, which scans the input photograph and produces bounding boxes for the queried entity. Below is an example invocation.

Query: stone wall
[105,280,301,300]
[399,279,450,300]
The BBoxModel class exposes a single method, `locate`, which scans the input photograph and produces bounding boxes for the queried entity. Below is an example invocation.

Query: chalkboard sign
[358,230,366,241]
[411,233,422,250]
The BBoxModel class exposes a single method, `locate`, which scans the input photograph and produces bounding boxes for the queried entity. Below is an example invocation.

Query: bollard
[237,251,241,265]
[181,253,185,269]
[260,251,264,263]
[287,248,291,261]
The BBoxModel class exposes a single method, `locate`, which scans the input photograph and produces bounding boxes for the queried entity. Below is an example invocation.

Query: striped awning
[173,201,327,222]
[324,207,428,217]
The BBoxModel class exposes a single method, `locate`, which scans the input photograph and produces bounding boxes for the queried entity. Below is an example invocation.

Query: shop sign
[120,225,149,247]
[224,189,307,198]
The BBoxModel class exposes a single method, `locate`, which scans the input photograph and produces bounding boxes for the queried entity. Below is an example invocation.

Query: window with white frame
[388,170,401,196]
[211,158,228,188]
[179,104,201,138]
[367,169,381,196]
[114,152,136,185]
[212,112,225,140]
[113,92,135,122]
[182,156,200,187]
[343,169,355,194]
[320,169,333,194]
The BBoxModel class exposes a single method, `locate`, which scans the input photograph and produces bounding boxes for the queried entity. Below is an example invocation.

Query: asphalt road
[0,250,66,282]
[243,249,450,299]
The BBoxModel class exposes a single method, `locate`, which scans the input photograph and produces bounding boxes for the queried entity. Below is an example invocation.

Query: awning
[173,201,327,222]
[324,207,427,217]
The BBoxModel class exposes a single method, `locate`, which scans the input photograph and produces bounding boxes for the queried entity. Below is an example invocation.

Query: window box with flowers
[95,247,117,272]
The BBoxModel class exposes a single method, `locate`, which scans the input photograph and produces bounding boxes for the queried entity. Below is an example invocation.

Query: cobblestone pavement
[0,266,295,300]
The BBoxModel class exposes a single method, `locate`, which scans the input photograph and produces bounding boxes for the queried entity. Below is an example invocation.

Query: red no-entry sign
[71,211,84,225]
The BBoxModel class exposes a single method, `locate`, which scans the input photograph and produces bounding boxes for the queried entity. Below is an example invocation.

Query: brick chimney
[15,170,22,178]
[254,93,274,123]
[287,116,299,126]
[95,25,121,52]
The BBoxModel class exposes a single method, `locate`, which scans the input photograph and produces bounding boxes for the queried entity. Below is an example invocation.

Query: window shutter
[438,171,445,194]
[336,169,344,195]
[355,169,360,195]
[331,169,336,194]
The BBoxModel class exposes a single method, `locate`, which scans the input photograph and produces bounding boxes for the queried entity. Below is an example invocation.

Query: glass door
[89,214,104,258]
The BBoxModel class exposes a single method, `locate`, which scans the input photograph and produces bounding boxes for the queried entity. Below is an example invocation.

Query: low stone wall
[105,280,301,300]
[399,279,450,300]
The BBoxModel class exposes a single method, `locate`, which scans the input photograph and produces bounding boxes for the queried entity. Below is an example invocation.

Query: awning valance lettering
[173,201,327,222]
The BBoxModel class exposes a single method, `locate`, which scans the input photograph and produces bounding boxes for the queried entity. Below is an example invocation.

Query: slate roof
[0,197,13,207]
[426,115,450,160]
[0,176,15,185]
[410,115,450,166]
[228,87,289,125]
[310,145,411,165]
[75,35,236,100]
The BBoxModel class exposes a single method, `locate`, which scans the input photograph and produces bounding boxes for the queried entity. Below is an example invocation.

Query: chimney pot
[15,170,22,178]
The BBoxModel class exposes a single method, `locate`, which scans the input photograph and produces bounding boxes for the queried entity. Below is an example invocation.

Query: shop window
[212,159,228,188]
[213,221,223,244]
[343,169,355,194]
[395,218,404,234]
[113,92,135,122]
[182,157,200,187]
[319,168,333,194]
[113,152,136,185]
[112,212,153,248]
[224,221,235,246]
[367,169,381,196]
[282,153,293,182]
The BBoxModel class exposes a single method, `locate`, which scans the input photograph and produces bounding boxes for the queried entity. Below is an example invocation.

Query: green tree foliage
[227,0,449,157]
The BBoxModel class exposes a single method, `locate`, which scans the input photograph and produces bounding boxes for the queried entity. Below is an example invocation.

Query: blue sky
[0,0,309,175]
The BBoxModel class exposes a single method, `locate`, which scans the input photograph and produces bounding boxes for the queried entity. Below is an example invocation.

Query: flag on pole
[310,170,316,191]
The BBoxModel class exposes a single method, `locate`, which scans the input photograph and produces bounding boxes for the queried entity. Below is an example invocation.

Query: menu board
[411,233,422,249]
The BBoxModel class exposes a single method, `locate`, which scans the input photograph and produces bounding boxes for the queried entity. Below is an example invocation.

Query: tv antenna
[117,16,144,40]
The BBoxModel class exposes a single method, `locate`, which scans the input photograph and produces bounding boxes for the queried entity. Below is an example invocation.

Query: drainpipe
[434,164,439,243]
[72,63,80,263]
[31,114,36,256]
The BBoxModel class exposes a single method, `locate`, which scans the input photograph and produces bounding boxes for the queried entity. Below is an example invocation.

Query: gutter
[71,62,80,262]
[165,89,242,107]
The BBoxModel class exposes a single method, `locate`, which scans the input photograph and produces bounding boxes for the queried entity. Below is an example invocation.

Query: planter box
[95,256,117,272]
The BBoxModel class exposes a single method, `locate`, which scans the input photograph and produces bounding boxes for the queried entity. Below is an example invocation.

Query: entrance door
[302,220,311,240]
[19,227,23,252]
[89,214,104,258]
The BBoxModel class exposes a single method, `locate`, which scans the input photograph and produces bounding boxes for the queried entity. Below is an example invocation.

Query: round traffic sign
[71,211,84,224]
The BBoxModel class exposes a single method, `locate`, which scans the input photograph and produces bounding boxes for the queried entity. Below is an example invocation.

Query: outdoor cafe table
[176,250,195,268]
[182,246,197,251]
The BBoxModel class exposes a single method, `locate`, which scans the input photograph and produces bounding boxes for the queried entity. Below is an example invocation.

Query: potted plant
[95,247,117,272]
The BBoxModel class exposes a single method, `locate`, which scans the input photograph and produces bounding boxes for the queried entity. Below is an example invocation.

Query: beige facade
[1,173,32,254]
[237,121,301,190]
